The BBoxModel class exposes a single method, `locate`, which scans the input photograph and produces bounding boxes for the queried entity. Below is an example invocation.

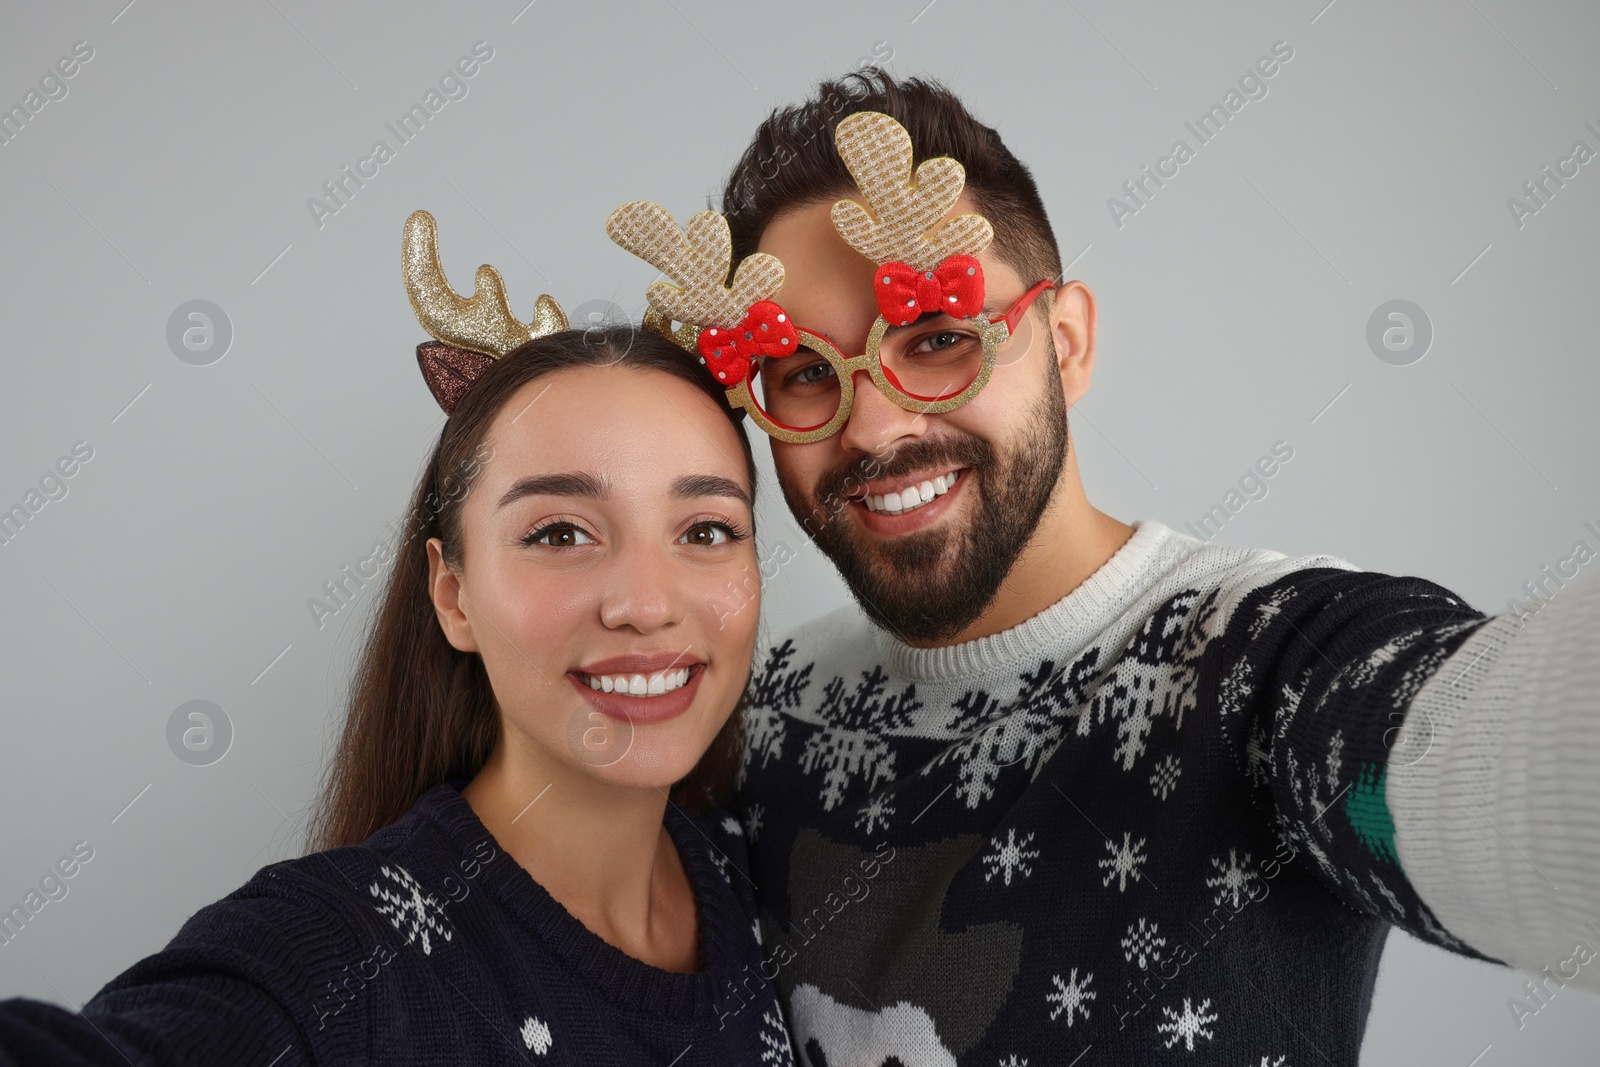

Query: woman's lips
[567,662,706,725]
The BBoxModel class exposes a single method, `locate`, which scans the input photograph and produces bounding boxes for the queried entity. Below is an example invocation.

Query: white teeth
[863,470,963,514]
[583,667,693,697]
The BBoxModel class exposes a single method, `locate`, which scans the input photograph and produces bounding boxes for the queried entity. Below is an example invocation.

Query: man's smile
[854,467,965,515]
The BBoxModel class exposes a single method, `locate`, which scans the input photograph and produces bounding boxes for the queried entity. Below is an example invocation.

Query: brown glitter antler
[402,209,567,412]
[604,201,785,340]
[830,111,994,271]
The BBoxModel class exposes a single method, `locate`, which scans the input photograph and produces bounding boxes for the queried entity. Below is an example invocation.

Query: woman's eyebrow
[495,471,750,510]
[671,474,752,508]
[496,471,609,509]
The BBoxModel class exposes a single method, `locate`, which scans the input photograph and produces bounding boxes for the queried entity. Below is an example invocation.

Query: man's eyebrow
[496,471,609,509]
[881,308,999,338]
[671,473,752,509]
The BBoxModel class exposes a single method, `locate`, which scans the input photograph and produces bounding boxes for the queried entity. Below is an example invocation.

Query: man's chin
[812,529,990,642]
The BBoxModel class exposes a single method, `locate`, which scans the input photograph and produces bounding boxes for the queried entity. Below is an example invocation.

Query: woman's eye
[681,521,734,547]
[523,522,594,547]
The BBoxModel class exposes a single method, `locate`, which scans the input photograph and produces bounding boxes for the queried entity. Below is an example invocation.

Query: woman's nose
[597,548,685,634]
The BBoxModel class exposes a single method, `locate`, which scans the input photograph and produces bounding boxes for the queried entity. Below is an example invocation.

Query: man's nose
[837,366,926,458]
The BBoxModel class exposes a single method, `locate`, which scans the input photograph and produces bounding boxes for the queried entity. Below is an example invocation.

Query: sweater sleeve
[1387,570,1600,995]
[1204,561,1506,961]
[0,865,375,1067]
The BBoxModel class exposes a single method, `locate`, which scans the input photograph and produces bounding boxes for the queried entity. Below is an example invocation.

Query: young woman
[0,219,794,1065]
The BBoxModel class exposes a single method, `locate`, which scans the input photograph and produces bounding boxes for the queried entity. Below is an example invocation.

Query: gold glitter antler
[830,112,994,271]
[402,209,567,357]
[605,201,785,335]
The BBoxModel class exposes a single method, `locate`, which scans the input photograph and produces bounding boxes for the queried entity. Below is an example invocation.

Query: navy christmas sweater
[733,519,1505,1065]
[0,779,794,1066]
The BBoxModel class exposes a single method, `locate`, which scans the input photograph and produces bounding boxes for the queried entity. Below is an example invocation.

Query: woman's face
[427,365,760,791]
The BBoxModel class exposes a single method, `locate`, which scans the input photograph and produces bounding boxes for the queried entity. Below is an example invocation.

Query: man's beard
[783,370,1070,644]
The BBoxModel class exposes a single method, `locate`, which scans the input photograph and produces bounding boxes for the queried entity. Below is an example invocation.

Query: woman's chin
[577,741,708,793]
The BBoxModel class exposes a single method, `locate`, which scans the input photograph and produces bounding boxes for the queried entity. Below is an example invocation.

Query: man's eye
[522,522,594,547]
[915,331,969,353]
[784,360,837,388]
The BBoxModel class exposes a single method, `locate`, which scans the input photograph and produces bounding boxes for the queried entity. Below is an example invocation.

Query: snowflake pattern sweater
[734,519,1519,1065]
[0,779,795,1067]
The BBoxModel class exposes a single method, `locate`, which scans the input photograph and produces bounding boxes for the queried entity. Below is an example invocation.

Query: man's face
[756,192,1070,644]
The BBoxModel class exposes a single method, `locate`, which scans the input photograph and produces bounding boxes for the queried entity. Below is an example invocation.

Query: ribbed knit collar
[869,519,1179,684]
[413,779,745,1020]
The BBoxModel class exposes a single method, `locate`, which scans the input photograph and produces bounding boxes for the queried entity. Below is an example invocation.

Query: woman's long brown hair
[306,326,758,850]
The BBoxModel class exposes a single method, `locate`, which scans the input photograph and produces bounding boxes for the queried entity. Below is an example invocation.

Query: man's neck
[904,442,1135,649]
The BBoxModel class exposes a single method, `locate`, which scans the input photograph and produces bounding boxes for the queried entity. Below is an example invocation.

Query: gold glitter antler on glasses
[831,111,997,327]
[402,209,568,413]
[604,201,798,388]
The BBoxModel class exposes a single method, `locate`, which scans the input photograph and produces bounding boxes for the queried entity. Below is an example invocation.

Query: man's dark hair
[722,68,1062,293]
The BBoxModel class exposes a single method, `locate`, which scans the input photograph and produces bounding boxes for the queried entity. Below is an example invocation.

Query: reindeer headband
[605,112,1052,443]
[402,209,568,414]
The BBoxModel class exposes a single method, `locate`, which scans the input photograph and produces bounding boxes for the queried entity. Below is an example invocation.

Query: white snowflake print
[743,803,765,842]
[798,667,916,810]
[1156,996,1217,1051]
[520,1015,553,1055]
[1245,1057,1287,1066]
[708,847,733,885]
[738,639,810,788]
[1120,918,1167,970]
[1149,753,1181,800]
[752,917,763,946]
[741,703,789,788]
[757,1005,795,1065]
[1205,848,1260,909]
[855,793,896,835]
[1098,833,1149,892]
[923,655,1102,808]
[982,828,1041,886]
[997,1057,1029,1067]
[1045,968,1095,1026]
[721,815,745,836]
[368,864,452,954]
[801,728,896,810]
[1078,590,1207,771]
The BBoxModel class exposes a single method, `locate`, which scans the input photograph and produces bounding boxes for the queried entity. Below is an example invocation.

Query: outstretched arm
[1208,555,1600,991]
[1389,570,1600,996]
[0,873,373,1067]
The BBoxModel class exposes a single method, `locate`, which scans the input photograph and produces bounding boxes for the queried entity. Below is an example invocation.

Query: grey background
[1,0,1597,1062]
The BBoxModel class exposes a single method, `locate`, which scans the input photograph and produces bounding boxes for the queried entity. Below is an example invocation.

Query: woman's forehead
[481,367,750,489]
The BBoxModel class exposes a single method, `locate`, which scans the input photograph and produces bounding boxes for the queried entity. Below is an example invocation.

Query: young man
[721,70,1599,1064]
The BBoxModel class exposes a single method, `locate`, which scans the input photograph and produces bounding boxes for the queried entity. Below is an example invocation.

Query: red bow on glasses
[697,299,798,386]
[874,255,986,326]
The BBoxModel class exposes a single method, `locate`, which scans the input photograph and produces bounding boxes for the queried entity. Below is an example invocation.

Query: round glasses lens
[751,345,844,432]
[876,318,988,402]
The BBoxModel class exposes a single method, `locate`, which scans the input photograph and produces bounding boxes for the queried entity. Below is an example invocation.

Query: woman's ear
[426,536,479,652]
[1049,280,1098,406]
